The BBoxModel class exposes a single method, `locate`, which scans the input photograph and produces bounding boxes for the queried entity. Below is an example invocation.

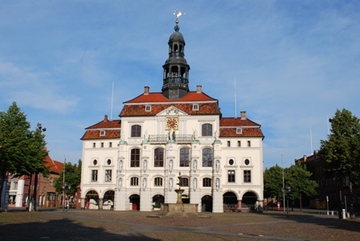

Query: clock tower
[161,15,190,100]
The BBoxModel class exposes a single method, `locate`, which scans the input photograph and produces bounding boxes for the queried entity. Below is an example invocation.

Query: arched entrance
[223,191,238,211]
[201,195,213,212]
[129,194,140,211]
[85,190,99,210]
[242,191,258,211]
[223,192,237,204]
[103,190,114,210]
[152,195,164,210]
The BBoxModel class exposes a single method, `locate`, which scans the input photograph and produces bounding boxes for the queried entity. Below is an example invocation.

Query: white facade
[80,21,264,213]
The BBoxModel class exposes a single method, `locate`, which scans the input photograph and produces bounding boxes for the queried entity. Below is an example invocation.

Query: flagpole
[62,156,66,212]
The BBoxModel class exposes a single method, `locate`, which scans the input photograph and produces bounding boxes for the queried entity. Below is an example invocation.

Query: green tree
[319,108,360,218]
[54,160,82,198]
[263,165,284,200]
[285,162,318,211]
[0,102,48,210]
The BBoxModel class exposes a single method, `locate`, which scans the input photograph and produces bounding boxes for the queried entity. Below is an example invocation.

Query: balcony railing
[148,134,194,144]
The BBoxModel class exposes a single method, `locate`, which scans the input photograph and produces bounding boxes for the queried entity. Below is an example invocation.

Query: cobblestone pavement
[0,208,359,241]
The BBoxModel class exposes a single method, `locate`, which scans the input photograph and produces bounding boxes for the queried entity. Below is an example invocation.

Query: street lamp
[286,185,291,217]
[62,182,71,212]
[33,123,46,211]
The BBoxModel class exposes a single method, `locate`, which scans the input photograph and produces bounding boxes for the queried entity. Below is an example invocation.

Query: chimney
[144,86,150,95]
[196,85,202,93]
[240,111,246,120]
[104,115,108,122]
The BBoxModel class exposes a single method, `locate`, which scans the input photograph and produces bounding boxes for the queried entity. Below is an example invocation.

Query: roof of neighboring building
[219,117,264,138]
[44,155,63,174]
[81,115,121,140]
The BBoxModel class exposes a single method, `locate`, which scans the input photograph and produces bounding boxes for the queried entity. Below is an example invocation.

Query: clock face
[166,117,178,130]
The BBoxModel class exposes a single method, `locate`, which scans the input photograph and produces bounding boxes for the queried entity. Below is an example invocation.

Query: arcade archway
[201,195,213,212]
[103,190,114,210]
[129,194,140,211]
[85,190,99,210]
[242,191,258,210]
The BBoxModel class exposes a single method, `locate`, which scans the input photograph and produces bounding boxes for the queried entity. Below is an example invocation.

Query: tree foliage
[0,102,48,209]
[54,160,82,196]
[263,165,283,198]
[286,162,318,210]
[319,109,360,182]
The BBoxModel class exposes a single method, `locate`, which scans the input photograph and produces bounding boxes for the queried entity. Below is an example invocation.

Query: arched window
[130,177,139,186]
[131,149,140,167]
[131,125,141,137]
[154,148,164,167]
[179,148,190,167]
[202,148,213,167]
[202,123,212,136]
[154,177,163,187]
[203,177,212,187]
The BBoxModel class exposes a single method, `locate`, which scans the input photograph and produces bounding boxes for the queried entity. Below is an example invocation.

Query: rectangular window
[180,177,189,187]
[131,149,140,167]
[91,170,98,182]
[180,148,190,167]
[154,148,164,167]
[109,142,112,148]
[244,170,251,183]
[202,148,213,167]
[101,142,104,148]
[202,178,212,187]
[105,170,112,182]
[131,125,141,137]
[228,170,235,183]
[154,177,163,187]
[145,105,151,112]
[202,123,212,136]
[247,140,251,147]
[227,141,231,147]
[130,177,139,186]
[238,141,241,147]
[93,142,96,148]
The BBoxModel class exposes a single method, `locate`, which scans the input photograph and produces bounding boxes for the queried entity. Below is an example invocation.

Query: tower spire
[162,11,190,100]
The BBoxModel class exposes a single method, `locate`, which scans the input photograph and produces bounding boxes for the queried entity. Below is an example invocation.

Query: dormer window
[192,104,199,111]
[236,128,242,134]
[100,130,106,136]
[145,105,151,112]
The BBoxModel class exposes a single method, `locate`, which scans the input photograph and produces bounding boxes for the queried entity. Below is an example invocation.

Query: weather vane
[173,10,185,24]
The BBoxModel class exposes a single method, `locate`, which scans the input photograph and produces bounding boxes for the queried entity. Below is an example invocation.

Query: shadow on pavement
[262,210,360,234]
[0,217,160,241]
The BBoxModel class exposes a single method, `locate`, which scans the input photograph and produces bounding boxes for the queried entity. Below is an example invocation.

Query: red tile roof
[124,91,217,103]
[81,129,121,140]
[120,91,220,117]
[81,115,121,140]
[85,115,121,129]
[219,117,264,138]
[120,102,220,117]
[44,155,63,174]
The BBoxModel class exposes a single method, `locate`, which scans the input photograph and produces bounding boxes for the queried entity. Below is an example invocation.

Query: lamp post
[286,185,291,217]
[62,182,71,212]
[33,123,46,211]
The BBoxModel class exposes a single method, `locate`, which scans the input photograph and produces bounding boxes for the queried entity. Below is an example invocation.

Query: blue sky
[1,1,359,169]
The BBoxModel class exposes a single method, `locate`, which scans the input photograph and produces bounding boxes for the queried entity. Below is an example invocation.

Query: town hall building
[80,17,264,212]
